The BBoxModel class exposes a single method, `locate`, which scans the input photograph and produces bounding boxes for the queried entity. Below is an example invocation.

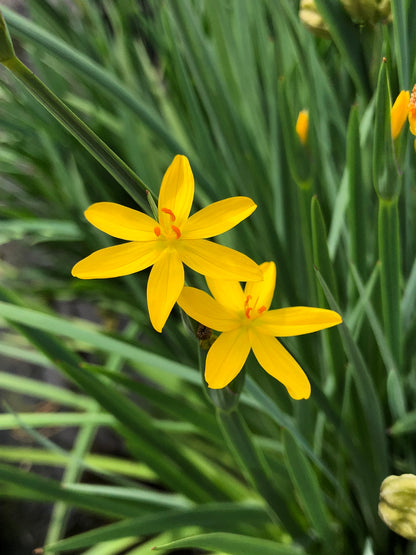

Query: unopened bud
[299,0,330,38]
[378,474,416,540]
[296,110,309,146]
[341,0,391,24]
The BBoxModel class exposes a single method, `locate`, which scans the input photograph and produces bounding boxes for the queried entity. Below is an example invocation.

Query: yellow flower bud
[296,110,309,146]
[299,0,330,38]
[341,0,391,24]
[391,90,410,140]
[378,474,416,540]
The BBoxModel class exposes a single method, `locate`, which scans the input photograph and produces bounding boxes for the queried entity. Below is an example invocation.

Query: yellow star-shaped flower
[72,155,261,332]
[391,90,410,140]
[178,261,342,399]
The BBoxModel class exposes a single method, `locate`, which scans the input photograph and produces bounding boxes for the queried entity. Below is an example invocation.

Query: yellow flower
[391,90,410,140]
[408,84,416,136]
[72,155,261,332]
[296,109,309,145]
[178,261,342,399]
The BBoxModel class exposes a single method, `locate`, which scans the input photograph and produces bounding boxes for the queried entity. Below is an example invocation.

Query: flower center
[154,207,181,239]
[244,295,266,319]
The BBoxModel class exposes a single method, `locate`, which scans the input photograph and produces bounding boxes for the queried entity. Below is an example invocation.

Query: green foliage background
[0,0,415,553]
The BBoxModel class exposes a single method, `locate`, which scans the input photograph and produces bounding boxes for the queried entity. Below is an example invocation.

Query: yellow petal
[391,90,410,139]
[409,85,416,136]
[178,287,240,332]
[255,306,342,336]
[85,203,158,241]
[147,248,184,332]
[158,155,194,229]
[182,197,256,239]
[205,276,245,313]
[71,241,160,279]
[180,239,262,281]
[205,328,251,389]
[244,261,276,311]
[296,109,309,145]
[250,330,311,399]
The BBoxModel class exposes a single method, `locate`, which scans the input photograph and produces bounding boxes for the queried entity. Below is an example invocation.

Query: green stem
[2,56,152,207]
[298,186,317,305]
[378,197,402,367]
[217,408,301,539]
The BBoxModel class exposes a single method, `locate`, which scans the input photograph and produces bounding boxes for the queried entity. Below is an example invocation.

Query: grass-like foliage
[0,1,415,553]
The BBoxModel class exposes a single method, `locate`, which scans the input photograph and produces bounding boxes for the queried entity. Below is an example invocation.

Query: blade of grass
[43,503,272,553]
[153,532,304,555]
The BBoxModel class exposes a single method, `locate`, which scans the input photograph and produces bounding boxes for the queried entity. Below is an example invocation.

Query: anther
[161,208,176,221]
[257,306,266,314]
[244,295,252,306]
[154,226,161,237]
[171,225,181,239]
[245,306,253,318]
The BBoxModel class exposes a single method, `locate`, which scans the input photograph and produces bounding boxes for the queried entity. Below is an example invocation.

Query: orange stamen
[171,225,181,239]
[161,207,176,221]
[244,295,252,306]
[154,226,161,237]
[245,306,253,318]
[257,306,266,314]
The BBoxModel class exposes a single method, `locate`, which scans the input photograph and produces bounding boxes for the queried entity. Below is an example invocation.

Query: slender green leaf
[44,504,270,552]
[153,532,305,554]
[283,431,333,544]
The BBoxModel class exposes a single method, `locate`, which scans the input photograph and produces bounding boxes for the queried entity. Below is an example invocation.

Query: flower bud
[378,474,416,540]
[299,0,330,38]
[296,110,309,146]
[340,0,391,24]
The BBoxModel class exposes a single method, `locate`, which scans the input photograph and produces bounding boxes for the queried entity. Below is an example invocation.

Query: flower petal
[178,286,240,332]
[250,331,311,399]
[391,90,410,140]
[205,328,251,389]
[147,248,184,332]
[85,203,158,241]
[158,155,194,229]
[205,276,245,313]
[182,197,256,239]
[409,85,416,135]
[71,241,160,279]
[255,306,342,336]
[180,239,262,281]
[244,261,276,311]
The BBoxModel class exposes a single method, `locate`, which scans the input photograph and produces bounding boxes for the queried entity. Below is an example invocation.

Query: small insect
[196,324,212,340]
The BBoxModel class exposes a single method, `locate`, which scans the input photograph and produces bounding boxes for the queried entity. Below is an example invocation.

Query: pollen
[171,225,181,239]
[154,226,161,237]
[161,207,176,221]
[409,85,416,112]
[245,306,253,318]
[244,295,266,319]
